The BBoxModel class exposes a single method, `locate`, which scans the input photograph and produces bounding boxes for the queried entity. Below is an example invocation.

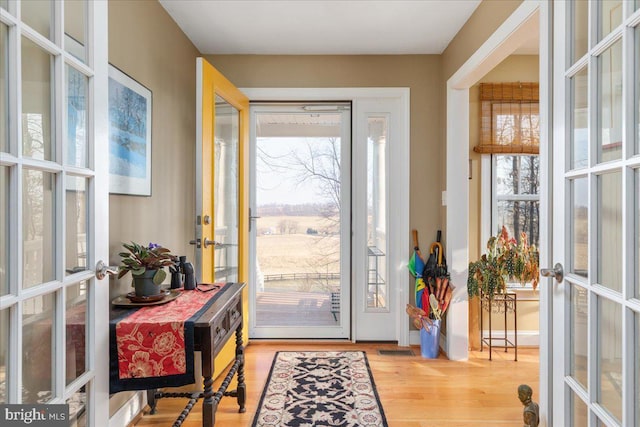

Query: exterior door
[0,1,110,425]
[552,1,639,425]
[195,58,249,375]
[248,103,351,339]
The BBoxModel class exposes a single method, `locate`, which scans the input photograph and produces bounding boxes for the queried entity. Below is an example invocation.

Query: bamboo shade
[476,82,540,154]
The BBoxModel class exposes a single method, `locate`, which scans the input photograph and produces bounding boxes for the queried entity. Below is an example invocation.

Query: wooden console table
[479,291,517,361]
[111,282,246,427]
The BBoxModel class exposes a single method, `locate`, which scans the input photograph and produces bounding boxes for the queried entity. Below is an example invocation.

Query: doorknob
[95,260,119,280]
[203,238,219,248]
[540,262,564,283]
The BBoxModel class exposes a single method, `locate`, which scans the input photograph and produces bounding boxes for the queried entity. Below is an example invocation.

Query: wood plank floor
[134,342,539,426]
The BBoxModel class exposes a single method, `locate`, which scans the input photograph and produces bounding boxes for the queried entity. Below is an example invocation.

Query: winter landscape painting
[108,65,152,196]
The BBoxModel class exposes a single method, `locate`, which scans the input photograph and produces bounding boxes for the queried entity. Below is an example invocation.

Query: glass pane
[255,110,344,327]
[570,284,588,390]
[64,0,86,62]
[0,23,8,153]
[496,155,540,196]
[22,37,54,161]
[636,27,640,155]
[23,169,56,288]
[599,1,622,42]
[571,0,588,64]
[68,384,88,427]
[598,39,622,163]
[636,312,640,427]
[571,67,589,169]
[496,201,540,247]
[571,178,588,277]
[367,117,387,310]
[23,292,55,403]
[0,309,8,404]
[598,297,622,422]
[0,1,6,10]
[66,66,88,167]
[21,0,53,41]
[598,172,622,292]
[66,281,87,385]
[637,170,640,298]
[66,177,88,275]
[213,95,239,283]
[1,166,8,296]
[571,390,588,427]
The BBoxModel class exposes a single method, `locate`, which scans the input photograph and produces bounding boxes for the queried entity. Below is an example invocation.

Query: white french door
[552,1,639,425]
[0,1,109,425]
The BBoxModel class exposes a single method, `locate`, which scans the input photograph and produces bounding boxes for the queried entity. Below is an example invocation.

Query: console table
[111,282,246,427]
[479,291,517,361]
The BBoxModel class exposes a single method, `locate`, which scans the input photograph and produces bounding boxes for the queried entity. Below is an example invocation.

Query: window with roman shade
[476,82,539,154]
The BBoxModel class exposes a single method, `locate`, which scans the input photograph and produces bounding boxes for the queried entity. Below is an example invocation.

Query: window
[492,154,540,247]
[477,82,540,248]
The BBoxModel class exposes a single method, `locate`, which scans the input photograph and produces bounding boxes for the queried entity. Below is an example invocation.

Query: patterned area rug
[252,351,388,427]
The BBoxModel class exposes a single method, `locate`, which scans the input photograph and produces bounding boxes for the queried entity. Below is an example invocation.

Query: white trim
[108,392,147,427]
[242,87,410,346]
[481,154,492,246]
[445,0,550,419]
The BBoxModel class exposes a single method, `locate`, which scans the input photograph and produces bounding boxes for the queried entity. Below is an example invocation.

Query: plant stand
[480,291,517,361]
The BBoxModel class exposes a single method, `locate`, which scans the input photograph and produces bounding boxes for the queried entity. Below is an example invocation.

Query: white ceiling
[159,0,483,55]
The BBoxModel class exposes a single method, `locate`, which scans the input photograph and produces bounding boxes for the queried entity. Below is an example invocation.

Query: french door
[552,1,639,425]
[0,1,109,425]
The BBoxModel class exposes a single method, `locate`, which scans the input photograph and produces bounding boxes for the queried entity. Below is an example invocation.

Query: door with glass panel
[249,104,351,339]
[552,1,639,425]
[195,58,248,375]
[0,1,109,425]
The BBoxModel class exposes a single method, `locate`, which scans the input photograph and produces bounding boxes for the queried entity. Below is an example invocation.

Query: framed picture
[108,65,152,196]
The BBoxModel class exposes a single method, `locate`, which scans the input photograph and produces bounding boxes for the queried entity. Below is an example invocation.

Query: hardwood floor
[134,342,539,426]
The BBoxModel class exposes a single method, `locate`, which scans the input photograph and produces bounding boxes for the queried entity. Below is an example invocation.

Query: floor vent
[377,349,414,356]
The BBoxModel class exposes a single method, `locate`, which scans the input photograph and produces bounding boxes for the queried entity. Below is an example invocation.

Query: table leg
[504,299,508,353]
[480,298,484,352]
[488,301,492,361]
[147,389,158,414]
[201,330,216,427]
[235,325,246,413]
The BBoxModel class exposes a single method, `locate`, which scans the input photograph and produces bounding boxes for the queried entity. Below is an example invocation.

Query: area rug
[252,351,388,427]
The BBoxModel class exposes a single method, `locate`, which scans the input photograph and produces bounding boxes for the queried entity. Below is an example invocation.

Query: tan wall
[108,0,200,298]
[205,54,445,307]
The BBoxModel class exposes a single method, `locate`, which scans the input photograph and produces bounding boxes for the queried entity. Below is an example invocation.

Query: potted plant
[467,226,539,299]
[118,242,175,297]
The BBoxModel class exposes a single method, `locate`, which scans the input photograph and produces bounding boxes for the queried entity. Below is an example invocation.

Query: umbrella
[408,230,426,310]
[423,230,453,315]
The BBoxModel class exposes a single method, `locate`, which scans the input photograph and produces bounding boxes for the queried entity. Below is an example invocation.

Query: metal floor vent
[377,349,414,356]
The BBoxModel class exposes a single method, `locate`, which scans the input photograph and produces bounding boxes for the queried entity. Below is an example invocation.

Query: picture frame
[108,65,152,196]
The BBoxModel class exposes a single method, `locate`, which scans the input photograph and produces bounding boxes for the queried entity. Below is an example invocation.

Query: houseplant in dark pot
[118,242,175,297]
[467,226,539,299]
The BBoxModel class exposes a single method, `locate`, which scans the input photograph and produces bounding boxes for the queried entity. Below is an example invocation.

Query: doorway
[245,89,410,343]
[249,103,352,339]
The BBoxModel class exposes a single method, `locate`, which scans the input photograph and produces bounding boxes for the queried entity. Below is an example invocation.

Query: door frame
[242,87,410,345]
[445,0,551,422]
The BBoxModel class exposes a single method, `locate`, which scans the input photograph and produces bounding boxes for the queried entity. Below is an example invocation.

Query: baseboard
[109,391,146,427]
[410,330,539,348]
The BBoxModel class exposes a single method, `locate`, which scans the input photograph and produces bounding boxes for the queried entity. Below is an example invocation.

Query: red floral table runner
[109,285,227,393]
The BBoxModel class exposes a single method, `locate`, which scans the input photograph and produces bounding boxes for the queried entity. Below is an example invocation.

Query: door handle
[540,263,564,283]
[95,261,119,280]
[203,238,219,249]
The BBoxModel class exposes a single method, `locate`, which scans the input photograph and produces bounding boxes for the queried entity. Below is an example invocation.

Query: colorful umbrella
[408,230,426,309]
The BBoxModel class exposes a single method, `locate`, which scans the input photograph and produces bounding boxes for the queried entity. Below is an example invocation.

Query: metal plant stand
[480,291,517,361]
